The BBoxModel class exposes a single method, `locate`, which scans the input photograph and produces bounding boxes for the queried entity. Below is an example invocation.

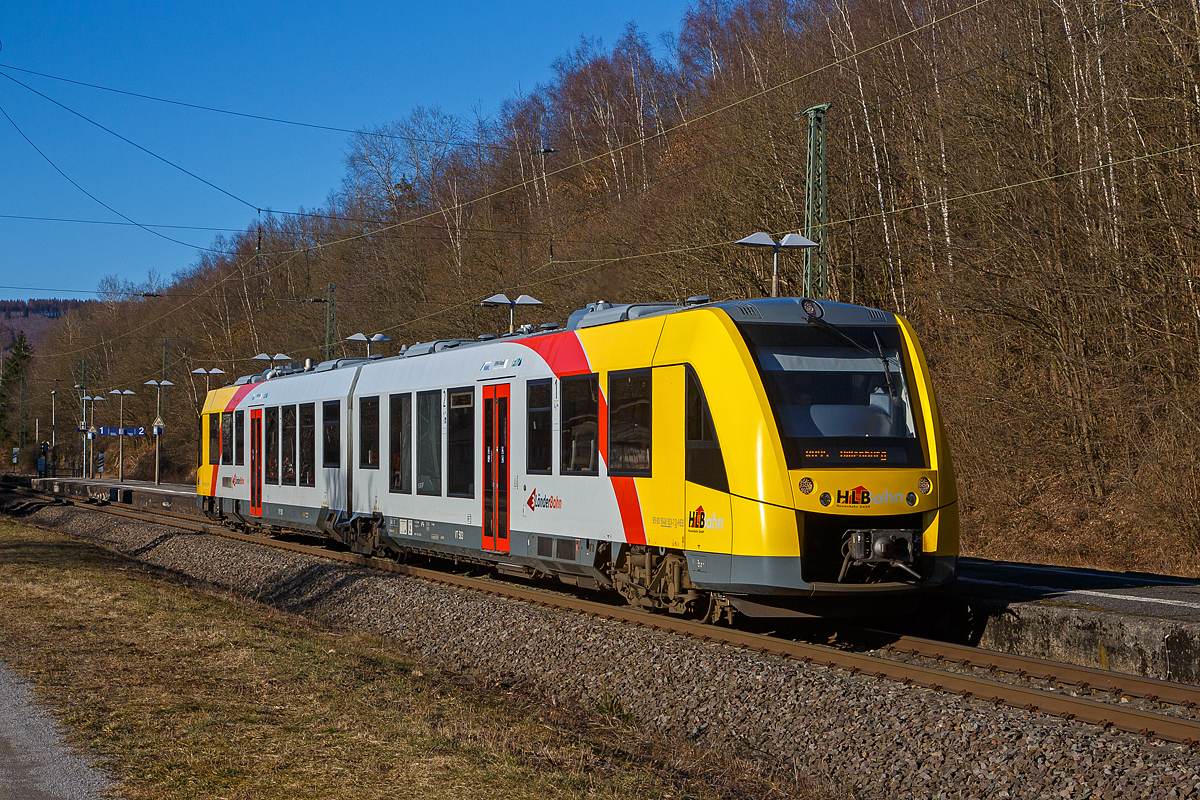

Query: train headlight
[819,492,832,506]
[798,477,814,495]
[906,492,917,506]
[918,477,932,495]
[802,298,824,319]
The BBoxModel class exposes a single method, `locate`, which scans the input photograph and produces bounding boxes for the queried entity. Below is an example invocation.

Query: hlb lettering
[836,486,906,506]
[837,486,872,506]
[688,506,725,530]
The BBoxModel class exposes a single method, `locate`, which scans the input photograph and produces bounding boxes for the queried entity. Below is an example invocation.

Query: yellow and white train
[197,296,958,620]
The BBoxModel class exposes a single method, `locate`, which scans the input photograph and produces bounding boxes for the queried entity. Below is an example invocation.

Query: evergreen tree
[0,331,32,447]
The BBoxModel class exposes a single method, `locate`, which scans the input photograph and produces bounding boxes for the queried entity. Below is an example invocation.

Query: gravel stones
[0,663,118,800]
[8,498,1200,799]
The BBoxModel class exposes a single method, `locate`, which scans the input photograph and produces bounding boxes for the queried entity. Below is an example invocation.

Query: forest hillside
[7,0,1200,574]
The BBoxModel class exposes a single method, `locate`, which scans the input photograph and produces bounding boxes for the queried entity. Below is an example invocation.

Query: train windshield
[738,323,926,468]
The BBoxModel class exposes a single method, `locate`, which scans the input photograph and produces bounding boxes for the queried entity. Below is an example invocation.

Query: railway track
[5,481,1200,746]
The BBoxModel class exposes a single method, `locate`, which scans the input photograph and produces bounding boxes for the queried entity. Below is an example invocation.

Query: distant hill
[0,299,92,359]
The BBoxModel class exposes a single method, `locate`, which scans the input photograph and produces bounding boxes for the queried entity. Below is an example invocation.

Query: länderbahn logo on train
[526,489,562,511]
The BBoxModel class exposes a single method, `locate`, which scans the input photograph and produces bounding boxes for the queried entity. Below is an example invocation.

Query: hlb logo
[836,486,906,506]
[688,505,724,530]
[526,489,562,511]
[837,486,872,506]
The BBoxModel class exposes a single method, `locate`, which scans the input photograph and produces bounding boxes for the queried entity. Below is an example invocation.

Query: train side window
[234,410,245,466]
[447,388,474,497]
[686,366,728,492]
[608,369,652,476]
[207,413,220,466]
[360,396,380,469]
[281,405,297,485]
[389,393,412,493]
[265,407,280,484]
[322,400,340,467]
[526,379,552,474]
[298,403,315,486]
[560,374,599,475]
[416,391,442,495]
[220,412,233,465]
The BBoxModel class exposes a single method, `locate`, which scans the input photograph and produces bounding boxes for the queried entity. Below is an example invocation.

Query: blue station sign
[98,426,148,437]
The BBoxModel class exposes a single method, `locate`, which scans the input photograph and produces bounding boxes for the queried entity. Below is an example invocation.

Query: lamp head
[736,231,779,248]
[481,293,512,307]
[780,232,818,248]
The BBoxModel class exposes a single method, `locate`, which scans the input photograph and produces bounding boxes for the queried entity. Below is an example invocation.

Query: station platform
[942,557,1200,684]
[25,475,203,517]
[4,472,1199,684]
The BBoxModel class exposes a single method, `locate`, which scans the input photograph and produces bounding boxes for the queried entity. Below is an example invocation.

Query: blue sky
[0,1,689,303]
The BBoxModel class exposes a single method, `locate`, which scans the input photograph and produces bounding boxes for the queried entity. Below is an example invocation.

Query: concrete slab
[943,558,1200,683]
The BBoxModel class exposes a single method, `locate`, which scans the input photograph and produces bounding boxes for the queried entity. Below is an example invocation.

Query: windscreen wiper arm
[872,331,895,400]
[805,314,895,399]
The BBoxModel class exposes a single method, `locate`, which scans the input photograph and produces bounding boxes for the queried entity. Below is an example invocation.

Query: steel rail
[5,483,1200,745]
[876,633,1200,708]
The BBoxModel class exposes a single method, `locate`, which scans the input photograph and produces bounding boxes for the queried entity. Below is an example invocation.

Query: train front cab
[649,300,958,616]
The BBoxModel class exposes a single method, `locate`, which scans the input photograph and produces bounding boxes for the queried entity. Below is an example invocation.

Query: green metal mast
[324,282,337,361]
[801,103,831,300]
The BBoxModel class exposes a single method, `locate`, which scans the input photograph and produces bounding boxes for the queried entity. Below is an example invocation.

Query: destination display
[801,446,911,465]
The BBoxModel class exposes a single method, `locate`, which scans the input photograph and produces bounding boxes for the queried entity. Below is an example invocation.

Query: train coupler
[838,529,921,582]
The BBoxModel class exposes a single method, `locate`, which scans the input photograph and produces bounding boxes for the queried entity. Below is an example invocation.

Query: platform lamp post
[109,389,135,483]
[81,395,91,479]
[81,394,92,479]
[345,332,393,357]
[735,232,818,298]
[84,394,105,479]
[481,293,542,334]
[50,385,57,477]
[144,380,174,485]
[191,367,225,395]
[74,384,86,478]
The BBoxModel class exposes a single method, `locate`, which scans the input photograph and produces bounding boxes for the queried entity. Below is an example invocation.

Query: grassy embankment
[0,519,817,799]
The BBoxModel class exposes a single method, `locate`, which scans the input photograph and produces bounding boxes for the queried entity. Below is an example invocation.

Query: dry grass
[958,471,1200,578]
[0,520,824,800]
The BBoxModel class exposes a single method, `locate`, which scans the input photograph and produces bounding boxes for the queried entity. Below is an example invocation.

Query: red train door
[250,409,263,517]
[482,384,510,553]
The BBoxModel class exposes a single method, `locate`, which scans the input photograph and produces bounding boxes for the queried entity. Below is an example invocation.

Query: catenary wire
[0,62,519,152]
[0,103,221,253]
[0,70,261,213]
[3,0,997,261]
[27,0,1092,359]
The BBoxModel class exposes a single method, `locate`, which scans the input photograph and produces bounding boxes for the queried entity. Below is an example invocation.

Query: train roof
[229,296,898,386]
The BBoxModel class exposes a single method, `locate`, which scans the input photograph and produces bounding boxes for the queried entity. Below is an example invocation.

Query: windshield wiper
[872,331,895,400]
[805,314,896,399]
